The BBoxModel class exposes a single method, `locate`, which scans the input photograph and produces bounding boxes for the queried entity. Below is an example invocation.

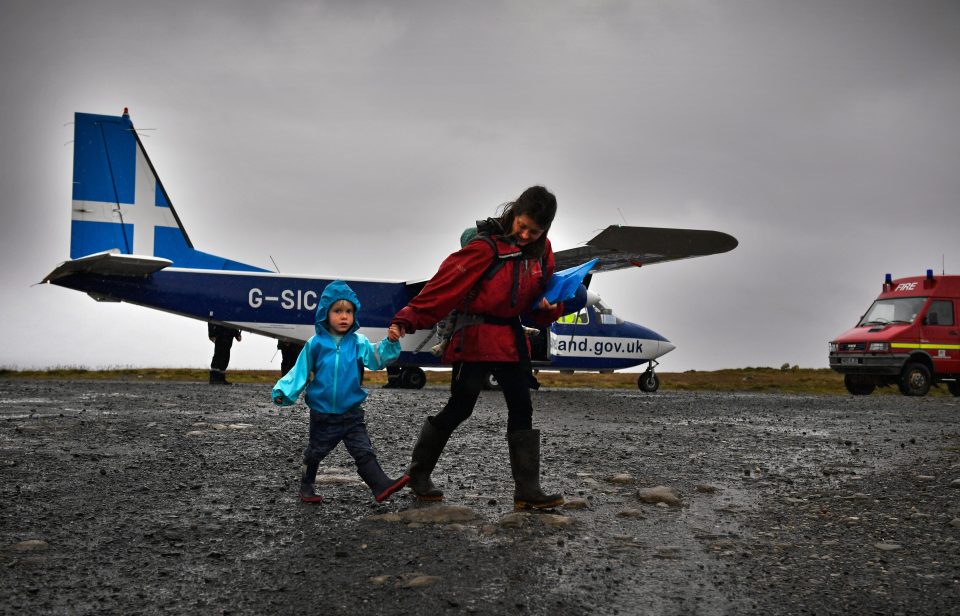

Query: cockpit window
[558,309,589,325]
[858,297,927,326]
[595,300,623,326]
[600,313,619,325]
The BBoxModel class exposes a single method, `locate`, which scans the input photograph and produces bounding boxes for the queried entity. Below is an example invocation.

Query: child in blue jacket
[273,280,409,503]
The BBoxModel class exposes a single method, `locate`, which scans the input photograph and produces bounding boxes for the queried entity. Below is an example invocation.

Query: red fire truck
[829,271,960,396]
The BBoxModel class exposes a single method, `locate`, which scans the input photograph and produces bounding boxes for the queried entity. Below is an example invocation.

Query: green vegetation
[1,365,954,396]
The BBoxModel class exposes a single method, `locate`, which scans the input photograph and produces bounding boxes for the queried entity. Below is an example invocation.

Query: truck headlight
[868,342,889,352]
[828,342,838,353]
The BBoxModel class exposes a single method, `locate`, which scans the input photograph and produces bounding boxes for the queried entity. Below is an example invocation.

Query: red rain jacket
[392,235,565,363]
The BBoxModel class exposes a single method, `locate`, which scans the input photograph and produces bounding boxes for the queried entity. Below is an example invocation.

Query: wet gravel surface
[1,380,959,615]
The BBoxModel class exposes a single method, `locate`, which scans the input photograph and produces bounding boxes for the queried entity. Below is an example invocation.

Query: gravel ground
[1,380,958,615]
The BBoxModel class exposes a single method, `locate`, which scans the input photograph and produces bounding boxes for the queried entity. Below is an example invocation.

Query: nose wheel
[638,361,660,392]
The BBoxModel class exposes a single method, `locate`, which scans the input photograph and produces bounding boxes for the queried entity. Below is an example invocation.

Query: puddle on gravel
[78,392,143,400]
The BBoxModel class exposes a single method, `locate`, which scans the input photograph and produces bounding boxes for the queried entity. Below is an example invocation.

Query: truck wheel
[844,374,875,396]
[898,362,931,396]
[638,370,660,392]
[400,367,426,390]
[948,381,960,397]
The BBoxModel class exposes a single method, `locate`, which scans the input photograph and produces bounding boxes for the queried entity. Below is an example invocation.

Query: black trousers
[278,341,304,375]
[211,336,234,372]
[433,362,533,435]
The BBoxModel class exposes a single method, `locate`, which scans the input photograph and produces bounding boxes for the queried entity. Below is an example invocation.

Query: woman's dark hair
[497,185,557,257]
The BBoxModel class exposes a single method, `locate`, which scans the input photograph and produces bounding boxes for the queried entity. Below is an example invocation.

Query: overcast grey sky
[1,0,958,372]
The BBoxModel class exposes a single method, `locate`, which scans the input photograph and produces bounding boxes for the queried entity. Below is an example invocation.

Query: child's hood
[315,280,362,336]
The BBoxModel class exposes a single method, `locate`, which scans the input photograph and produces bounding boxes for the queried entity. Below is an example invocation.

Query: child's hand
[387,324,404,341]
[273,395,283,405]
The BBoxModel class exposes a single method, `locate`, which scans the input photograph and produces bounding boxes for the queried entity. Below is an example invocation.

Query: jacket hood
[315,280,361,336]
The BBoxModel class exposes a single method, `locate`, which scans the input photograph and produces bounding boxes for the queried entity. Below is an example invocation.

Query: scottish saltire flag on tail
[70,109,267,272]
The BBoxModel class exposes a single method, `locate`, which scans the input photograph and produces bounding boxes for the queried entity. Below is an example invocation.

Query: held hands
[387,324,405,342]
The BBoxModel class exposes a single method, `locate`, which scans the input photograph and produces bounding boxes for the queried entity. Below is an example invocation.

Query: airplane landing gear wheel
[898,362,931,396]
[638,369,659,392]
[482,372,501,391]
[400,367,426,389]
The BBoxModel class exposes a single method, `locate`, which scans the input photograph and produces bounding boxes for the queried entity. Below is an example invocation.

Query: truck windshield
[858,297,927,326]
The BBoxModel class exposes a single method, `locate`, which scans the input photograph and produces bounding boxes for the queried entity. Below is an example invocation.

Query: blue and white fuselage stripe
[52,266,441,365]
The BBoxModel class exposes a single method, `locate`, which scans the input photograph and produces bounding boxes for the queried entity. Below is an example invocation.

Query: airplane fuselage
[51,268,670,371]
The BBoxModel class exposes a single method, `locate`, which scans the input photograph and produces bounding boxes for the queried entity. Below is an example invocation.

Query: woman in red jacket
[390,186,567,509]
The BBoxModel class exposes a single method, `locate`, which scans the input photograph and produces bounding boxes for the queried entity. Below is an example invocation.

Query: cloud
[2,0,959,371]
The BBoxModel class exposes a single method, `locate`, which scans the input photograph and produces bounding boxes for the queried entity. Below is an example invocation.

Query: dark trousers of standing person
[278,341,304,376]
[210,336,234,384]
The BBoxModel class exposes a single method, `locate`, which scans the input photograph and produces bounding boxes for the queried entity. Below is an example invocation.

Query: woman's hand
[537,298,557,312]
[387,324,405,341]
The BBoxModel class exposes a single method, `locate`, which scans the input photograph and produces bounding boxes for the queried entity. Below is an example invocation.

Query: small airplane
[42,109,738,390]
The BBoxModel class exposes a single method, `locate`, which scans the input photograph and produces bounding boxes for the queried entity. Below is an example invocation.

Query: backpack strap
[469,233,524,306]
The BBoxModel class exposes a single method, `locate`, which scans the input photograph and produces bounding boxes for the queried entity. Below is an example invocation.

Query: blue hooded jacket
[272,280,401,414]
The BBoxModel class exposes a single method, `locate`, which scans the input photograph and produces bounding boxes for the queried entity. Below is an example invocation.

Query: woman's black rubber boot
[407,417,450,501]
[507,429,564,510]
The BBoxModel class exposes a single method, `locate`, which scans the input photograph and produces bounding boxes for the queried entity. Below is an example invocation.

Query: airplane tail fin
[70,109,267,272]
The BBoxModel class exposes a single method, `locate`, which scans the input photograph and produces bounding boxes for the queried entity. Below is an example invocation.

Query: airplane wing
[42,250,172,283]
[553,226,738,273]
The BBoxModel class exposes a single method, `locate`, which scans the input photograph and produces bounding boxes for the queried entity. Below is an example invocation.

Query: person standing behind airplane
[272,280,409,504]
[277,340,304,376]
[208,323,242,385]
[390,186,567,509]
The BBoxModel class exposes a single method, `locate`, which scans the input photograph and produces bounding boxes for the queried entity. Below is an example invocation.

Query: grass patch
[1,366,954,396]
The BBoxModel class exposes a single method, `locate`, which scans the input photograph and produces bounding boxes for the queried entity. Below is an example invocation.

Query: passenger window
[927,300,954,326]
